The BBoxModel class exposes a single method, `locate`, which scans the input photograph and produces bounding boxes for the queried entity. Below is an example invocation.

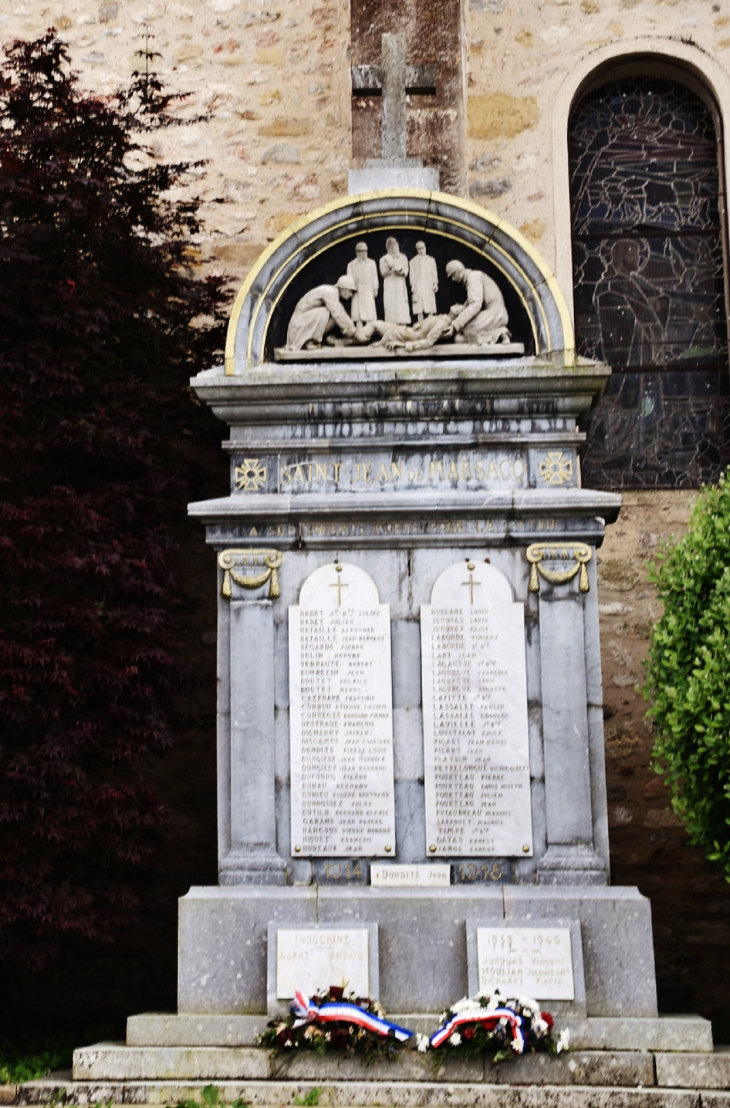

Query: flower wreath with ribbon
[423,993,566,1062]
[258,985,413,1062]
[259,987,565,1064]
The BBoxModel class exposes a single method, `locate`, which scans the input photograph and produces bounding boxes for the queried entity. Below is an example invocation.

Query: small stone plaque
[452,859,512,885]
[422,561,533,857]
[370,863,450,888]
[477,927,574,999]
[312,859,369,885]
[289,563,396,857]
[268,924,379,1014]
[466,919,586,1015]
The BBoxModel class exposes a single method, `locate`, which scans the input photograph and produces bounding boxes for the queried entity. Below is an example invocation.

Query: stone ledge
[657,1050,730,1090]
[10,1078,704,1108]
[127,1014,712,1053]
[71,1044,656,1085]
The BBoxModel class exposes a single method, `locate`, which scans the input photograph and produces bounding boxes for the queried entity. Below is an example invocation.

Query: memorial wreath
[259,986,413,1064]
[421,992,568,1064]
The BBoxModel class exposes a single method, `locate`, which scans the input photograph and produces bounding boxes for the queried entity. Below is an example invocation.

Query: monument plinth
[169,190,657,1027]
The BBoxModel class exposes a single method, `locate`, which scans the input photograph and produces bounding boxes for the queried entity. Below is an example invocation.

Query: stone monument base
[123,1014,713,1053]
[70,1031,715,1084]
[173,885,657,1021]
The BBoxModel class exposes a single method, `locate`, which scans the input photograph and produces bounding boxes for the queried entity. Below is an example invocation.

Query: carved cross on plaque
[462,566,481,605]
[352,33,436,161]
[330,573,349,606]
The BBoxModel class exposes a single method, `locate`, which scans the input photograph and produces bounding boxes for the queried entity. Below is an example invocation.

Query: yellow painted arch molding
[224,189,575,374]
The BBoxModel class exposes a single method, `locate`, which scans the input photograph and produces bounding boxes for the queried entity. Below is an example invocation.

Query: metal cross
[330,576,349,606]
[462,572,481,605]
[352,34,436,161]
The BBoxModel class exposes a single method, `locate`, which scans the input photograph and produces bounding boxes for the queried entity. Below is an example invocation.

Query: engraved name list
[289,563,396,858]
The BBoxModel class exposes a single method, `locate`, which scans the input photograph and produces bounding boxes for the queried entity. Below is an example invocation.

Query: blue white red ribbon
[429,1006,525,1051]
[291,992,413,1042]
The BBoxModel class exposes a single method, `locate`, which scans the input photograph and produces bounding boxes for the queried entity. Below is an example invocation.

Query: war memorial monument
[66,85,719,1092]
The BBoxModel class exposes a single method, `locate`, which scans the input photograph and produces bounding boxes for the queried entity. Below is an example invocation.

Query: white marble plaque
[370,863,451,888]
[476,927,574,1000]
[276,928,370,999]
[421,561,533,857]
[290,563,396,857]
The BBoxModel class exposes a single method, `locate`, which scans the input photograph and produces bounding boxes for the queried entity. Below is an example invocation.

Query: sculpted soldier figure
[379,237,411,324]
[353,314,455,352]
[409,241,438,321]
[346,242,379,324]
[285,276,357,351]
[445,259,512,345]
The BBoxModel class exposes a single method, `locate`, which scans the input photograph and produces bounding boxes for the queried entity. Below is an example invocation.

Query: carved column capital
[218,548,282,600]
[526,542,592,594]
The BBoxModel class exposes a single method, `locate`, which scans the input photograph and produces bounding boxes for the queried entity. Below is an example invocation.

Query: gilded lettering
[487,460,499,479]
[475,460,486,480]
[332,462,342,484]
[429,460,445,480]
[461,460,473,480]
[377,462,389,483]
[315,463,327,483]
[363,464,374,484]
[513,459,525,479]
[281,465,292,483]
[447,460,459,481]
[293,464,305,486]
[391,462,402,482]
[499,459,510,478]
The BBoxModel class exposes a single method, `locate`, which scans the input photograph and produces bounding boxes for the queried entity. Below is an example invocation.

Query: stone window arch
[568,59,730,487]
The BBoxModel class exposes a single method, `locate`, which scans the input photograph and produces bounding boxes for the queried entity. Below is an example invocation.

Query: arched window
[569,62,730,487]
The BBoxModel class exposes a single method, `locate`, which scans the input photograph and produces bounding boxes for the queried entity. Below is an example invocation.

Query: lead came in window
[569,69,730,487]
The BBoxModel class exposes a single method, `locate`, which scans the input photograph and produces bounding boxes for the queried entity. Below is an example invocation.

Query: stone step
[127,1014,714,1053]
[8,1077,712,1108]
[72,1043,656,1086]
[657,1050,730,1090]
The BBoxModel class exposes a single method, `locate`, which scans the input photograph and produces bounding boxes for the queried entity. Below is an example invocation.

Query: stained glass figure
[569,74,729,486]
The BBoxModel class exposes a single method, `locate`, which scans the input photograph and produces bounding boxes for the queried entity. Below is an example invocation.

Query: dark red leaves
[0,31,230,968]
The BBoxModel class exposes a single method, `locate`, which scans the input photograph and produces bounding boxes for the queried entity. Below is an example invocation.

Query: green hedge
[644,472,730,879]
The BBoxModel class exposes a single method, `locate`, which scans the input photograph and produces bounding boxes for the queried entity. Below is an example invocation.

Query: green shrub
[644,471,730,878]
[0,1039,73,1083]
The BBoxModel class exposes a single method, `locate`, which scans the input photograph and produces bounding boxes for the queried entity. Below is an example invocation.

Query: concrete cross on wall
[352,33,436,161]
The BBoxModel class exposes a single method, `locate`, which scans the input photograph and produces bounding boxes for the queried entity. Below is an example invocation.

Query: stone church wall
[4,0,730,1022]
[5,0,729,281]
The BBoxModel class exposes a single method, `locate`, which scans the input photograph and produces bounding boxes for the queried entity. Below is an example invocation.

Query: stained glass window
[569,68,730,487]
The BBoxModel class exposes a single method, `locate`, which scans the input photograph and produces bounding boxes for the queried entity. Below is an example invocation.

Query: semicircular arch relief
[224,191,575,373]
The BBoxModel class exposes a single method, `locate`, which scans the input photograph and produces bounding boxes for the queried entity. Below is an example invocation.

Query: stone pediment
[224,190,575,373]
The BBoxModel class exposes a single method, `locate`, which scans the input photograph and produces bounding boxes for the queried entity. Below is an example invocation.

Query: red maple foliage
[0,32,229,968]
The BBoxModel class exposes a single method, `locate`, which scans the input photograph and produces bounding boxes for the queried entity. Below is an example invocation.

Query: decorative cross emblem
[461,563,481,605]
[330,566,349,607]
[352,34,436,160]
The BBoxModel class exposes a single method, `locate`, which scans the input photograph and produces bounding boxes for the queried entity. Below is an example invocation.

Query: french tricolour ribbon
[291,992,413,1042]
[430,1006,525,1051]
